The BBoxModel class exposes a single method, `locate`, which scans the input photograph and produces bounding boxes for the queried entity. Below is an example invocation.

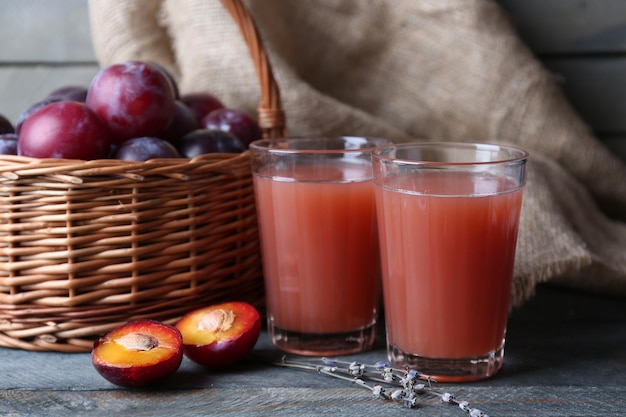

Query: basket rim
[0,151,253,180]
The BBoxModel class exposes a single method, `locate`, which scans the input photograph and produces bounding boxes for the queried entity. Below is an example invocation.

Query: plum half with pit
[176,301,261,368]
[92,320,183,388]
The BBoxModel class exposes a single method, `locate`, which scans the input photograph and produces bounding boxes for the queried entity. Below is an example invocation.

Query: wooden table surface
[1,284,624,417]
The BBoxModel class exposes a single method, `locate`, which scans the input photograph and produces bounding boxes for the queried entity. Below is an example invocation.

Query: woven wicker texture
[0,0,284,352]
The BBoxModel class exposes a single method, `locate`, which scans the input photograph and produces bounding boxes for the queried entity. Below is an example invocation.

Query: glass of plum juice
[249,136,390,356]
[372,142,528,382]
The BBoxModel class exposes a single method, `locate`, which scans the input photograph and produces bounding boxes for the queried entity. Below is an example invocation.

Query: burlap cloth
[88,0,626,308]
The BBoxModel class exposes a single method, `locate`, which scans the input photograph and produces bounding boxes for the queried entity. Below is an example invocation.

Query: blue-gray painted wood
[0,0,95,62]
[0,285,624,416]
[495,0,626,162]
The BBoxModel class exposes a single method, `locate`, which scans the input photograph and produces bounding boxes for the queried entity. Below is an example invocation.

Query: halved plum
[92,319,183,388]
[176,301,261,368]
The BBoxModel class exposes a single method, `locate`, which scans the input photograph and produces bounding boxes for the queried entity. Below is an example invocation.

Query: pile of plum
[0,60,262,161]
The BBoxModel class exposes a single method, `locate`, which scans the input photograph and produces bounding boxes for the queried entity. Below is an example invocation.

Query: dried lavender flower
[274,355,490,416]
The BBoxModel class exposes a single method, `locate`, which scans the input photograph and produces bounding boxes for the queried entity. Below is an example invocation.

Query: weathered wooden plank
[0,66,99,125]
[0,0,95,63]
[0,386,623,417]
[495,0,626,54]
[0,1,97,124]
[0,285,624,416]
[493,0,626,161]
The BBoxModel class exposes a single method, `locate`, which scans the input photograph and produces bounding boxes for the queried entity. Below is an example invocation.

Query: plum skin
[93,352,182,388]
[200,108,262,147]
[177,302,262,368]
[15,97,62,135]
[18,101,112,160]
[178,129,244,158]
[91,319,183,388]
[161,101,199,145]
[0,133,18,155]
[114,136,181,161]
[47,85,88,102]
[182,327,260,368]
[86,60,176,145]
[0,113,14,134]
[181,92,224,125]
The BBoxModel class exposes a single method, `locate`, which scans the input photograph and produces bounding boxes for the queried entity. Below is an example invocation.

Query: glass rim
[249,136,391,155]
[372,141,529,166]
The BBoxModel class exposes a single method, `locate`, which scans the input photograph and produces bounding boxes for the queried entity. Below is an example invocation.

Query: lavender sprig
[273,356,489,416]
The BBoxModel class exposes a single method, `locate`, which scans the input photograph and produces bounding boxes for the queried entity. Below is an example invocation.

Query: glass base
[269,323,377,356]
[387,342,505,382]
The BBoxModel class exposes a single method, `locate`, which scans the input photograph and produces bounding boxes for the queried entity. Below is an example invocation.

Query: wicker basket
[0,0,285,352]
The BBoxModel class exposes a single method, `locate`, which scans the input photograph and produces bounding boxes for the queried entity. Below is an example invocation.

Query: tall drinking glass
[250,136,389,356]
[372,142,528,381]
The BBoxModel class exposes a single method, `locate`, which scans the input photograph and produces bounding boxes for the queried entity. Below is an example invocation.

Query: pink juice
[376,171,524,358]
[253,163,380,334]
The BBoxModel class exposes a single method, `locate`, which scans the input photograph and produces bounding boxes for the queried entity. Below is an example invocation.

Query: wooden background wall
[496,0,626,162]
[0,0,624,162]
[0,0,98,124]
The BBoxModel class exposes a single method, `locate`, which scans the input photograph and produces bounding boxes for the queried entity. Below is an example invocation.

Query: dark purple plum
[200,108,262,147]
[86,61,176,145]
[181,93,224,125]
[161,101,199,145]
[114,136,181,161]
[47,85,88,102]
[0,133,18,155]
[178,129,244,158]
[18,101,112,160]
[0,114,14,134]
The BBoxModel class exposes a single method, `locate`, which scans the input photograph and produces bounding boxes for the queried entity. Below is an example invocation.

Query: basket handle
[220,0,286,139]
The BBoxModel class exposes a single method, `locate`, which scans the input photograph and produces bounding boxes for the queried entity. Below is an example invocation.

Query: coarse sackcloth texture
[87,0,626,308]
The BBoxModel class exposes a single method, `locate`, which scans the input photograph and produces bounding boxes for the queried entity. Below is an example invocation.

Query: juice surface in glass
[376,171,523,359]
[254,162,380,335]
